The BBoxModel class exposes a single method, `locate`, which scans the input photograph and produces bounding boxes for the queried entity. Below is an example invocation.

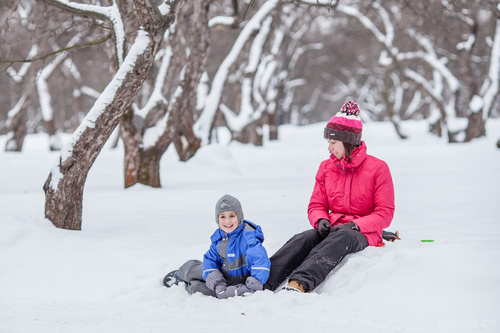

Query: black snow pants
[177,259,216,297]
[264,228,368,292]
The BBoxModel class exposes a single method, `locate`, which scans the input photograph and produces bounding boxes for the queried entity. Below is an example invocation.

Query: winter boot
[284,280,305,293]
[163,270,181,287]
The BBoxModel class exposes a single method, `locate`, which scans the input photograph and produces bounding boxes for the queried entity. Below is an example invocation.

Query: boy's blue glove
[317,218,331,238]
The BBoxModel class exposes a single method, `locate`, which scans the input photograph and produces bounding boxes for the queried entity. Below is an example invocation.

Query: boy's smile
[218,211,239,234]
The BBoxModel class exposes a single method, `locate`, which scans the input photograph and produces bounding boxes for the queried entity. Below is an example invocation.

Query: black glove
[317,218,331,238]
[331,221,360,232]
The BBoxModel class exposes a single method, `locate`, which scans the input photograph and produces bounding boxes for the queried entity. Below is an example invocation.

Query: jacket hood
[211,220,264,243]
[215,194,244,227]
[330,141,367,171]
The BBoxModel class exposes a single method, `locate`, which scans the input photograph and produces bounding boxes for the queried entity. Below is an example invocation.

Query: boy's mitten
[245,276,263,291]
[217,284,252,299]
[331,221,360,232]
[317,218,331,238]
[206,270,226,291]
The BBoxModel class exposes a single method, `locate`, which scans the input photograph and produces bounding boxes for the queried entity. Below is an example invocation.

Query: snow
[208,16,235,28]
[134,46,172,120]
[6,45,38,83]
[1,120,500,332]
[6,94,28,122]
[36,52,68,122]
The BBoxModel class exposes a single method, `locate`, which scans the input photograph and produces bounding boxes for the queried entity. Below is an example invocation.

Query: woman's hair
[343,142,358,163]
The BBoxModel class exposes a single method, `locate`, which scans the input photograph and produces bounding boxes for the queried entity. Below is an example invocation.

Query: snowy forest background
[1,0,500,228]
[1,1,500,331]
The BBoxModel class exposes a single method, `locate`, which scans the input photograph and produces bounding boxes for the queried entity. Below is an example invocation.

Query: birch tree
[42,0,185,230]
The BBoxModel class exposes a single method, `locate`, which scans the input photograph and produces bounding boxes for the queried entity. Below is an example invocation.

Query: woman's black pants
[264,228,368,292]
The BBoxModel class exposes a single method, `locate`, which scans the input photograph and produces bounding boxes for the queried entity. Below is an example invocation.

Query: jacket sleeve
[202,243,222,281]
[354,161,395,233]
[308,161,331,228]
[245,235,271,284]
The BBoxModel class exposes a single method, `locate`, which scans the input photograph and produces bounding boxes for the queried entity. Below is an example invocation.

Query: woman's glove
[317,218,331,238]
[331,221,360,232]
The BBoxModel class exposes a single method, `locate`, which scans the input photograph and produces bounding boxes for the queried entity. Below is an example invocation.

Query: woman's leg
[288,229,368,292]
[264,229,323,291]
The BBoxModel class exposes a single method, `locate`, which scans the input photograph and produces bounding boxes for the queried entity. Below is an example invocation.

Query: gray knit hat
[215,194,244,227]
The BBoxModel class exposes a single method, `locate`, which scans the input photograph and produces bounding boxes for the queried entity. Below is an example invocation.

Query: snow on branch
[6,45,39,83]
[5,94,28,127]
[36,52,68,122]
[46,0,126,66]
[193,0,279,145]
[209,16,236,28]
[50,29,152,189]
[133,45,173,119]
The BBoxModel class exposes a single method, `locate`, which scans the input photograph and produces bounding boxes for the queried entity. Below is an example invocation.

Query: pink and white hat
[323,100,363,145]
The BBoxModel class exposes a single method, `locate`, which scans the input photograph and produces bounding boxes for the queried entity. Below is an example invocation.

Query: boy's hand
[206,270,226,291]
[216,284,251,299]
[245,276,263,291]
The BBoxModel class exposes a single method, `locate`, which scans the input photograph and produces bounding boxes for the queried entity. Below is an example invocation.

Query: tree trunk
[4,94,30,152]
[382,68,407,140]
[137,147,162,187]
[121,0,208,187]
[464,110,486,142]
[121,108,144,188]
[43,0,184,230]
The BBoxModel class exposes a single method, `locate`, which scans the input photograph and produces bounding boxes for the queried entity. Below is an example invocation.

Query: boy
[163,195,271,299]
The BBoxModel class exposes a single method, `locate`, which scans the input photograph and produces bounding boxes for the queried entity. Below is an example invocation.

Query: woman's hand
[331,221,360,232]
[317,219,331,238]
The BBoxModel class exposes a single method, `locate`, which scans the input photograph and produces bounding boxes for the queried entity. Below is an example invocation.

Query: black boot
[163,270,180,287]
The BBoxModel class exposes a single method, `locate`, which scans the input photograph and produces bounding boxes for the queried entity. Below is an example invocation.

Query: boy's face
[218,210,239,234]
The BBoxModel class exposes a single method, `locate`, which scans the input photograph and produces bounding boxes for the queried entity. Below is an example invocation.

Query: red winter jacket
[308,142,395,246]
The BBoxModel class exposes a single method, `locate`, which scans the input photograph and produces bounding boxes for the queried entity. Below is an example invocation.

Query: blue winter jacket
[202,220,271,285]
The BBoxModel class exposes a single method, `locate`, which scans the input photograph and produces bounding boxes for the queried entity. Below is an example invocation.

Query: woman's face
[327,139,345,159]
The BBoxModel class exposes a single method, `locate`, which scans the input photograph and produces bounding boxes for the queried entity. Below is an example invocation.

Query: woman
[264,100,395,293]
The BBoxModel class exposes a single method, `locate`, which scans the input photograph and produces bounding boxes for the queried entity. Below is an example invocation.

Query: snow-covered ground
[1,120,499,333]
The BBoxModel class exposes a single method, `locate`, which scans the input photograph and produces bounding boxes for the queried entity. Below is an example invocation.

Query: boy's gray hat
[215,194,244,227]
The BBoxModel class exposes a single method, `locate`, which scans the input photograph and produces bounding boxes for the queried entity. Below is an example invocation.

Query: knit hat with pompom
[323,100,363,145]
[215,194,244,227]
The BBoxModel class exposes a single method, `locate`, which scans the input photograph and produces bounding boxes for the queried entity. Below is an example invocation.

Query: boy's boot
[284,280,305,293]
[163,270,180,287]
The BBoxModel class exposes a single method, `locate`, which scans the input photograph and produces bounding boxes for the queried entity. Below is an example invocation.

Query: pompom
[340,100,360,116]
